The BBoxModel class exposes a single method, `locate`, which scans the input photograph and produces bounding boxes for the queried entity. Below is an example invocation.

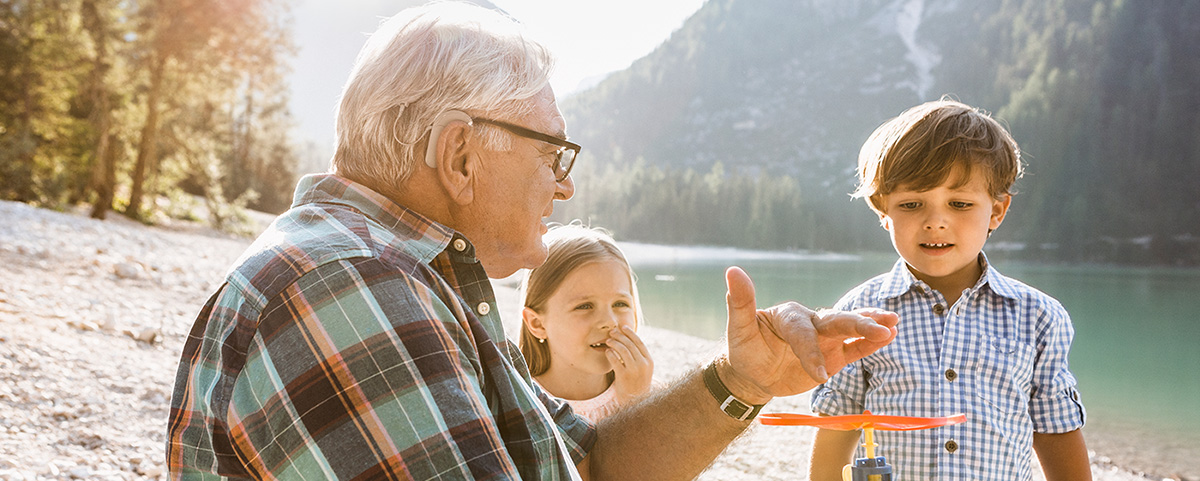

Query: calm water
[623,244,1200,446]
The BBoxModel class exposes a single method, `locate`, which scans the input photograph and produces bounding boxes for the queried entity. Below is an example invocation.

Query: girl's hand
[605,325,655,405]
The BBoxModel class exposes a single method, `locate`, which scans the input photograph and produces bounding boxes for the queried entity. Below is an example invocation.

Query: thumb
[725,266,757,333]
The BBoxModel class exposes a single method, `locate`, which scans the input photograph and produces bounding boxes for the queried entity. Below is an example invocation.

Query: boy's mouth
[589,342,608,349]
[921,242,953,248]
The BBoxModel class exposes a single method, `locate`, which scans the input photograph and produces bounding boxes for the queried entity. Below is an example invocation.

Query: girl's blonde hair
[519,223,642,377]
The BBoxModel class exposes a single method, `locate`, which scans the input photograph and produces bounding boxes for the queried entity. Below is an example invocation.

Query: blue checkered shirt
[811,255,1086,481]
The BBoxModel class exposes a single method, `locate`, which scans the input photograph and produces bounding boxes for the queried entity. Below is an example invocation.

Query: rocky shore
[0,200,1175,480]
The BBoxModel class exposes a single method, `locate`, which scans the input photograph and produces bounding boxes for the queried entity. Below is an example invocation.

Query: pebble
[114,262,143,279]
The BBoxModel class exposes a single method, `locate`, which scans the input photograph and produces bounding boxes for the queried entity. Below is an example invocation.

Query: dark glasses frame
[473,117,581,182]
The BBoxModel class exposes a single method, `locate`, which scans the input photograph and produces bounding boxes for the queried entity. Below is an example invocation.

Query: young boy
[809,99,1090,480]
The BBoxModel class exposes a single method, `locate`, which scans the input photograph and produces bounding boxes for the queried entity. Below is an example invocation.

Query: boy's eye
[613,300,631,309]
[897,201,921,210]
[574,302,593,311]
[950,201,973,209]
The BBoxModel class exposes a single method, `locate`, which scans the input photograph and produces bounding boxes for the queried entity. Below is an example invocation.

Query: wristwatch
[702,361,765,422]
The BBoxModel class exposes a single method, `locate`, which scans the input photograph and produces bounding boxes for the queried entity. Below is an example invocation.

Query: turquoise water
[625,246,1200,445]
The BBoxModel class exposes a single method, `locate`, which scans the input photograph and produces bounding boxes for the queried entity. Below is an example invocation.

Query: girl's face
[536,259,637,376]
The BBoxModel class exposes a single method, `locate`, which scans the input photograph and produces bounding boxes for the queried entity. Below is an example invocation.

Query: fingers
[725,266,757,334]
[813,308,899,342]
[605,348,626,369]
[762,305,899,384]
[765,304,828,383]
[606,327,652,370]
[615,325,650,359]
[606,327,654,401]
[840,336,895,365]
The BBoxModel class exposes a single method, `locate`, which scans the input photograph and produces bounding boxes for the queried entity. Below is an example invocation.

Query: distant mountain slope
[561,0,1200,264]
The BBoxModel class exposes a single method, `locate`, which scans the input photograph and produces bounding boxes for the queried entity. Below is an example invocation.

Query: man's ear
[432,119,477,205]
[522,307,547,341]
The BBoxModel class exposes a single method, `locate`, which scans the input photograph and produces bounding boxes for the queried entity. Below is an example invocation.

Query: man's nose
[554,173,575,201]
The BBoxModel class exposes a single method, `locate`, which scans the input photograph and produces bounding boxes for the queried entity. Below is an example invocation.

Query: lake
[621,243,1200,469]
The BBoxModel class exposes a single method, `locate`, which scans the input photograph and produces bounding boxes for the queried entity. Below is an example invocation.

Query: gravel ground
[0,200,1177,480]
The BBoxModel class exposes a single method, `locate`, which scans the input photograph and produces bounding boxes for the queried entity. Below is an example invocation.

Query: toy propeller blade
[758,412,967,431]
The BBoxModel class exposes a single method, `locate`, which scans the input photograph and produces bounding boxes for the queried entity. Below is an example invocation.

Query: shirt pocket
[972,335,1036,415]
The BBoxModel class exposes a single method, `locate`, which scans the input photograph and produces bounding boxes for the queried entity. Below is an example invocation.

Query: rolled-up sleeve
[1028,302,1086,433]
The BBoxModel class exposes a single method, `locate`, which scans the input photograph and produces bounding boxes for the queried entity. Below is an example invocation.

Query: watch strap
[702,361,765,422]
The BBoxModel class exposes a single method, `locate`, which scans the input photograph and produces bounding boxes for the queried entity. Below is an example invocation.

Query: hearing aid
[425,110,473,168]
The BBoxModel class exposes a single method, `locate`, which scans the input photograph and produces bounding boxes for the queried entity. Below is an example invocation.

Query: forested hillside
[557,0,1200,265]
[0,0,296,227]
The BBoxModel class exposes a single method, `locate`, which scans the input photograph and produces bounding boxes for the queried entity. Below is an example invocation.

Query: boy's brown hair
[852,98,1023,213]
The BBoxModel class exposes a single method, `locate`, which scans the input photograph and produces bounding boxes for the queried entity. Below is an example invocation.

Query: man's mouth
[589,342,608,349]
[921,242,953,248]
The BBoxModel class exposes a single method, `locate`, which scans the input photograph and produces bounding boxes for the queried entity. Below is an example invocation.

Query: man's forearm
[585,364,758,481]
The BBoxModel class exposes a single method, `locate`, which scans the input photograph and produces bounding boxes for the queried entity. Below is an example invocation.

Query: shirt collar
[291,173,471,264]
[977,253,1022,300]
[876,252,1021,301]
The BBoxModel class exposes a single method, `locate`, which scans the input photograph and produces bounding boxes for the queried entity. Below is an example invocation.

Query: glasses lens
[556,148,577,181]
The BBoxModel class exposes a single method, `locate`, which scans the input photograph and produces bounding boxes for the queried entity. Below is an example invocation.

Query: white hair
[330,1,555,189]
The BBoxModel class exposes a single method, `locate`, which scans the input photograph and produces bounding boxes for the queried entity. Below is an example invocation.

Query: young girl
[519,224,656,422]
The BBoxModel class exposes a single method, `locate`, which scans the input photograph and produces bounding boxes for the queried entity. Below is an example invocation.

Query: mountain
[559,0,1200,265]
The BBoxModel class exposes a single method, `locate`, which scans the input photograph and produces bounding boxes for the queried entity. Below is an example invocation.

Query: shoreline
[0,200,1182,480]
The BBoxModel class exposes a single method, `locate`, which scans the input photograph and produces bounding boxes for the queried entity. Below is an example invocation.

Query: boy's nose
[924,213,949,230]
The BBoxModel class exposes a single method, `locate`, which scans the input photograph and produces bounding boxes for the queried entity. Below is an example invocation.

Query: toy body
[844,456,892,481]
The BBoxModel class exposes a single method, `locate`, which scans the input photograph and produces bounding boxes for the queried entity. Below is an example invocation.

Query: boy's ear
[522,307,547,340]
[433,120,477,206]
[990,194,1012,231]
[877,211,893,232]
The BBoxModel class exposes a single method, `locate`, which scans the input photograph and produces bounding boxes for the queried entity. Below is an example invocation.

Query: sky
[287,0,706,148]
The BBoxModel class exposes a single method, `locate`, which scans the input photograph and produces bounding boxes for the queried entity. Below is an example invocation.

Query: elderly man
[166,3,898,480]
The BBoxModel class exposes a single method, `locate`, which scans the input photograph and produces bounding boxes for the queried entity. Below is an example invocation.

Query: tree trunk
[126,55,164,220]
[82,0,116,220]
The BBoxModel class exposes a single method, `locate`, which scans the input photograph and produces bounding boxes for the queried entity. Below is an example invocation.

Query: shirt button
[945,439,958,453]
[933,303,946,315]
[476,301,491,316]
[453,238,468,252]
[945,368,957,382]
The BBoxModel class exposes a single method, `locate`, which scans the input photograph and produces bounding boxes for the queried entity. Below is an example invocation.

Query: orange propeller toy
[759,411,966,481]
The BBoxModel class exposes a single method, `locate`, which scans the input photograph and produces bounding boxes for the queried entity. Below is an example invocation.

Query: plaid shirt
[811,256,1085,481]
[167,174,594,480]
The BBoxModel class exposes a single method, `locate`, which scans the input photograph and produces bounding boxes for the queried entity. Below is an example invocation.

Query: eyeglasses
[473,117,580,182]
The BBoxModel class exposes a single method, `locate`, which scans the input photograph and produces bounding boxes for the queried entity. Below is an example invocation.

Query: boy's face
[877,167,1011,295]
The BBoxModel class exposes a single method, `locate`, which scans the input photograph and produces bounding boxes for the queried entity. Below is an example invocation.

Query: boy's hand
[605,326,655,404]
